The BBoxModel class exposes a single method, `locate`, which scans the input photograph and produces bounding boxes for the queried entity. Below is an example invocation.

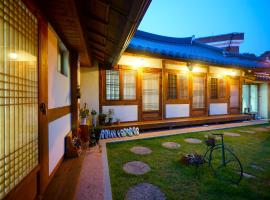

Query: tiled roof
[127,30,270,69]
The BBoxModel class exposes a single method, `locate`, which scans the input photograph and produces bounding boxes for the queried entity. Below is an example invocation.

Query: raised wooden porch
[102,114,253,131]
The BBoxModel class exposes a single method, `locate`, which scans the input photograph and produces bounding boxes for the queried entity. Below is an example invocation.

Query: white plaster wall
[165,63,189,71]
[259,83,268,119]
[48,26,71,109]
[166,104,189,118]
[209,103,228,115]
[80,65,99,113]
[102,105,138,122]
[48,114,71,175]
[118,54,162,68]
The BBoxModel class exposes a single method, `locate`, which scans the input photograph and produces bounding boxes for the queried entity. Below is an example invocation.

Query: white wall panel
[209,103,228,115]
[102,105,138,122]
[48,26,71,109]
[166,104,189,118]
[80,65,99,113]
[48,114,71,175]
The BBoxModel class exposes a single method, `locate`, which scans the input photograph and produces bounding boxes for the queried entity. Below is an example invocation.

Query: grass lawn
[107,124,270,200]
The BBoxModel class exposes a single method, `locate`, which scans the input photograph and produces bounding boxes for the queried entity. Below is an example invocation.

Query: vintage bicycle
[204,133,243,184]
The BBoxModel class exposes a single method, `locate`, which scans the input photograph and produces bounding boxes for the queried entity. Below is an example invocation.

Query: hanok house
[0,0,151,199]
[80,30,270,130]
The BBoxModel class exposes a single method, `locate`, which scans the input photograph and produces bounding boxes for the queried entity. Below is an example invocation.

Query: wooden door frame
[140,68,162,121]
[190,73,208,117]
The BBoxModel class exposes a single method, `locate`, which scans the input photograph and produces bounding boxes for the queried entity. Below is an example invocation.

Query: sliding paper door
[0,0,38,198]
[191,74,206,116]
[141,71,161,120]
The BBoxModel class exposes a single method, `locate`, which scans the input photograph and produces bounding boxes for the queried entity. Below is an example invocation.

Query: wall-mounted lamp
[133,58,144,69]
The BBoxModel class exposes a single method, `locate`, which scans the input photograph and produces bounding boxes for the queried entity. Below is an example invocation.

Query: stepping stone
[243,172,256,179]
[162,142,180,149]
[125,183,166,200]
[130,146,152,155]
[253,127,269,132]
[123,161,151,175]
[238,130,256,134]
[224,132,241,137]
[250,164,264,171]
[184,138,202,144]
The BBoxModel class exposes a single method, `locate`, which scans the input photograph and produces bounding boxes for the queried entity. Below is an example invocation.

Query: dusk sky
[138,0,270,56]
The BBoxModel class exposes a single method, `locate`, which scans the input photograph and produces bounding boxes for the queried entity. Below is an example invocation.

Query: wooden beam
[70,51,79,135]
[48,106,71,122]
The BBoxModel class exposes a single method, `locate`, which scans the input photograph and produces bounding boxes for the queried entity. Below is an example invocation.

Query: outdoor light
[230,71,236,76]
[9,52,17,60]
[133,58,144,69]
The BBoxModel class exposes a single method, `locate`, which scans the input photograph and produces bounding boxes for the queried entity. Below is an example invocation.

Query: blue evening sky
[138,0,270,56]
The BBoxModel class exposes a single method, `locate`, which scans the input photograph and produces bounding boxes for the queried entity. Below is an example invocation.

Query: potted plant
[98,113,107,126]
[116,118,120,125]
[91,109,97,127]
[107,109,114,125]
[89,126,102,147]
[80,103,89,125]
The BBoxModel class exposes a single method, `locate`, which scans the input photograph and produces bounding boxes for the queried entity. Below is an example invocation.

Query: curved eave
[127,31,270,69]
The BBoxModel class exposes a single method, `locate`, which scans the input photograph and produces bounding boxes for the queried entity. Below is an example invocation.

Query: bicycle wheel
[209,146,243,184]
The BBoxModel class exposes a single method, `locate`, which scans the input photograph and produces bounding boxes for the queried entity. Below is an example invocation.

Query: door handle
[39,103,47,115]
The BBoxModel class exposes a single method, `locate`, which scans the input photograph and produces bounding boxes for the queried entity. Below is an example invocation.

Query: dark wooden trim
[70,51,79,135]
[48,106,71,122]
[38,17,49,195]
[4,166,40,200]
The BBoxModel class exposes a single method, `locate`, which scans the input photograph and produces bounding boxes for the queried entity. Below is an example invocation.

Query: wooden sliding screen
[0,0,38,199]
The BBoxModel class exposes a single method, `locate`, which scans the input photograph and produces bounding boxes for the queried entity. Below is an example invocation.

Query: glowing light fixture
[133,58,144,69]
[9,52,17,60]
[230,71,236,76]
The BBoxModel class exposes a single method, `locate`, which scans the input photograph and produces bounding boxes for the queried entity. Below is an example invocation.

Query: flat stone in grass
[243,172,256,179]
[162,142,180,149]
[184,138,202,144]
[125,183,166,200]
[253,127,269,132]
[250,164,264,171]
[130,146,152,155]
[224,132,241,137]
[238,130,256,134]
[123,161,151,175]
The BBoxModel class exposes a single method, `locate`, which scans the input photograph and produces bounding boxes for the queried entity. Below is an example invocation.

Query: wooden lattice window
[106,70,120,100]
[179,74,188,99]
[0,0,38,198]
[123,70,136,100]
[218,78,226,98]
[210,78,218,99]
[210,77,226,99]
[167,74,177,99]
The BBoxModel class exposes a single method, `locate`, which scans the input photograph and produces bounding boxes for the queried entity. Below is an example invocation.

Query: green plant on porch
[80,103,90,125]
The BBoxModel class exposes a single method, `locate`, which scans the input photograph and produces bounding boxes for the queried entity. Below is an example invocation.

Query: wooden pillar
[162,60,166,119]
[38,18,49,195]
[268,83,270,119]
[70,51,79,135]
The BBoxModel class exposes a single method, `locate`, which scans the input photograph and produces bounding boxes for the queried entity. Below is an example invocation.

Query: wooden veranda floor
[102,114,252,131]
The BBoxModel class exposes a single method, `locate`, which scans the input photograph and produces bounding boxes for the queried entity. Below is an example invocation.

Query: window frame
[101,66,138,105]
[166,69,190,104]
[209,75,228,103]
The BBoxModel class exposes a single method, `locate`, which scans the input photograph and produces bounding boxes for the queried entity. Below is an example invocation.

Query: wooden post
[38,17,49,195]
[70,51,79,135]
